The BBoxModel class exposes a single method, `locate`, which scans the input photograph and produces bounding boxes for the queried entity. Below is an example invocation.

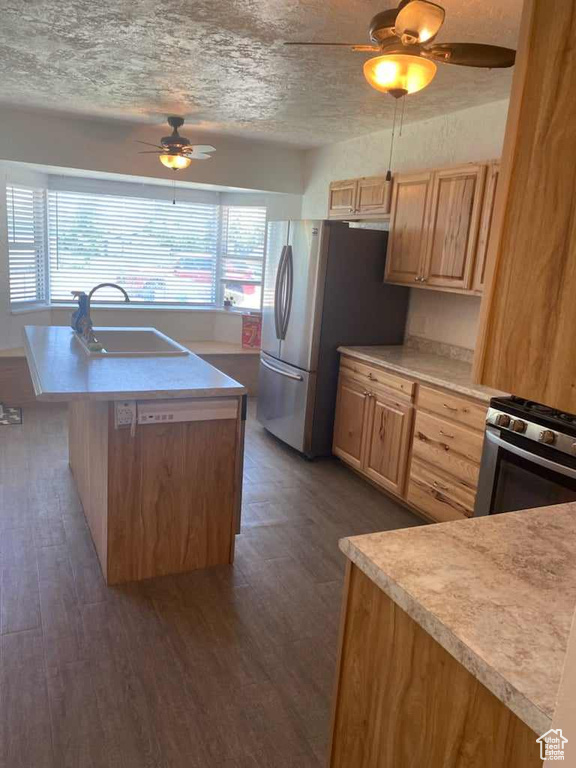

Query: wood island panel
[69,398,243,585]
[330,563,543,768]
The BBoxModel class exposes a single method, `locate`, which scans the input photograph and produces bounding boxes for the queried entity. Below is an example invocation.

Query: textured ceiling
[0,0,523,147]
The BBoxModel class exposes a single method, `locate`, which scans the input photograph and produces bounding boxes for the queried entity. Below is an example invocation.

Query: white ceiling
[0,0,523,148]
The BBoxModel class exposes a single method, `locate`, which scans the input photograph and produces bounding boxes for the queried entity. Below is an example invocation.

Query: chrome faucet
[71,283,130,343]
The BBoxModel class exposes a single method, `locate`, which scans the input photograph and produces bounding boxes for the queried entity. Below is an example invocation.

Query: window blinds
[47,190,221,305]
[7,185,47,305]
[6,183,267,310]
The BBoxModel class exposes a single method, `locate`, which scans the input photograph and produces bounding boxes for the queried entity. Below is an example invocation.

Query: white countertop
[338,345,505,402]
[24,326,247,402]
[340,504,576,734]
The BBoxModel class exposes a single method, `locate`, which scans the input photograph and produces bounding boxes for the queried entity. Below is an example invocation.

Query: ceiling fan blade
[394,0,445,45]
[422,42,516,68]
[284,41,371,48]
[186,153,212,161]
[135,140,165,149]
[137,151,162,154]
[187,145,216,154]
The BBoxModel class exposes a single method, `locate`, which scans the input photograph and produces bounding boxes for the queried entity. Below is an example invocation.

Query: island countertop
[340,504,576,735]
[24,325,247,401]
[338,344,505,402]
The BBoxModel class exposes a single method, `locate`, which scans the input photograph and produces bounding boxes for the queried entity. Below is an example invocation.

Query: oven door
[474,427,576,516]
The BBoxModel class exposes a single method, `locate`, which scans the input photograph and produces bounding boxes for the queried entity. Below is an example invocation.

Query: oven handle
[485,429,576,481]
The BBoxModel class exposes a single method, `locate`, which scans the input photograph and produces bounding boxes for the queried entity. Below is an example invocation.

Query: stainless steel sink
[74,327,189,356]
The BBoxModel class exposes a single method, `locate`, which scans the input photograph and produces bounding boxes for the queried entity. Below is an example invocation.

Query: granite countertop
[24,326,247,402]
[340,504,576,734]
[338,345,505,402]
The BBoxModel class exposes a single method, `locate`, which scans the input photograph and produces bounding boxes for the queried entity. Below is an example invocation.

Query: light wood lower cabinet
[333,374,413,496]
[333,376,370,470]
[330,564,543,768]
[333,357,487,522]
[363,390,413,497]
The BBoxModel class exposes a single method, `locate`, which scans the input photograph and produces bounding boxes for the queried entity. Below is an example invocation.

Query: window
[6,184,266,311]
[220,206,267,310]
[7,185,47,306]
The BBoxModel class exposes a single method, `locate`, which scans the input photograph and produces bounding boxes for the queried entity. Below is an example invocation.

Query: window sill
[11,303,261,316]
[10,304,51,315]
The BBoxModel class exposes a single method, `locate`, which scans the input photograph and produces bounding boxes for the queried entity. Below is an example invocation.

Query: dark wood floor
[0,401,421,768]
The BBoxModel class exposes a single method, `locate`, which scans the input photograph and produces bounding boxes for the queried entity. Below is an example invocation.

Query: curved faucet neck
[87,283,130,304]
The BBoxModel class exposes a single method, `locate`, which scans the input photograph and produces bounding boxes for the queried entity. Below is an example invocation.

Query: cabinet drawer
[412,411,482,489]
[340,357,415,399]
[418,385,487,432]
[407,459,475,522]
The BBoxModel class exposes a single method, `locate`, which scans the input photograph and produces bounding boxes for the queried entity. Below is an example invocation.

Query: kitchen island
[24,325,247,585]
[330,504,576,767]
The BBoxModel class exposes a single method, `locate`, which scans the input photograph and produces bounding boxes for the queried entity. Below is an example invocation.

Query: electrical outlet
[114,400,137,429]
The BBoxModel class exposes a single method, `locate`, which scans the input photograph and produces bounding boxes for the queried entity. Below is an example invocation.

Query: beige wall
[0,107,304,195]
[302,99,510,350]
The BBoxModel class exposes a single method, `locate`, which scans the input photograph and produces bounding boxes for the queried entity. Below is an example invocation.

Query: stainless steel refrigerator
[257,220,409,458]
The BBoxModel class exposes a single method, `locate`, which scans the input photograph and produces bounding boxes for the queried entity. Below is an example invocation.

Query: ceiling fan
[285,0,516,99]
[137,116,216,171]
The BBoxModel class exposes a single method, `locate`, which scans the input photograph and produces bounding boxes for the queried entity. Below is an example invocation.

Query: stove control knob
[511,419,527,433]
[539,430,557,445]
[494,414,511,428]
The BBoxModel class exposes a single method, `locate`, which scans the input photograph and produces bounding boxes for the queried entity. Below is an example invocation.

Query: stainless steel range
[475,396,576,516]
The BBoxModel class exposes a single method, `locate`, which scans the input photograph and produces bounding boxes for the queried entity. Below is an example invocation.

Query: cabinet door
[385,171,432,285]
[328,180,358,219]
[333,376,369,469]
[356,176,392,216]
[473,162,500,293]
[422,164,486,290]
[363,390,413,496]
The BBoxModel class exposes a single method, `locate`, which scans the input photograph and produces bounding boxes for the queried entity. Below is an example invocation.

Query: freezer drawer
[256,352,315,455]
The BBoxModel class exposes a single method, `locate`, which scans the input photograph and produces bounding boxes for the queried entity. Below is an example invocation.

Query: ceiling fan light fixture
[159,153,192,171]
[394,0,446,45]
[363,53,436,96]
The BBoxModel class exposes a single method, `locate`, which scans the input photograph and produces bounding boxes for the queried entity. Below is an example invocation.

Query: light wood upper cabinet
[473,161,500,293]
[333,376,370,469]
[385,171,433,285]
[422,164,486,290]
[384,162,499,295]
[363,390,413,497]
[328,179,358,219]
[328,176,392,219]
[474,0,576,412]
[355,176,392,217]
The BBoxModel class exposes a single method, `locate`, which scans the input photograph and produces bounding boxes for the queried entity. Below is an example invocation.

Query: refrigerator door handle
[274,245,288,339]
[260,357,304,381]
[280,245,294,340]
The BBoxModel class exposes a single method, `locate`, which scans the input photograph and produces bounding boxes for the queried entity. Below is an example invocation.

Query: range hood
[346,220,390,231]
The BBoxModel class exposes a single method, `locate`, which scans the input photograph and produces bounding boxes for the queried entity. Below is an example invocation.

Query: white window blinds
[7,185,47,305]
[47,190,221,305]
[220,206,267,310]
[6,182,267,310]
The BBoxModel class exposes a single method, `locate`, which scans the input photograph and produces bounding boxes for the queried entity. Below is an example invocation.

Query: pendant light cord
[386,98,399,181]
[399,95,406,137]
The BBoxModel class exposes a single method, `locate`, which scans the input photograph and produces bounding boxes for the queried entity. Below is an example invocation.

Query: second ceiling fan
[286,0,516,99]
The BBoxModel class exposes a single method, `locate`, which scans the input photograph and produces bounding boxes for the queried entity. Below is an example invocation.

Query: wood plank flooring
[0,400,421,767]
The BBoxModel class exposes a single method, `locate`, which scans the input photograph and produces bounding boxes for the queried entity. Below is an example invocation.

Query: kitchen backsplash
[405,335,474,364]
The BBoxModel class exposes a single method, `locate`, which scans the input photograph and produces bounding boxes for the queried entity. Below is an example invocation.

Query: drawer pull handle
[368,373,376,381]
[443,403,458,412]
[440,430,455,439]
[433,480,449,491]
